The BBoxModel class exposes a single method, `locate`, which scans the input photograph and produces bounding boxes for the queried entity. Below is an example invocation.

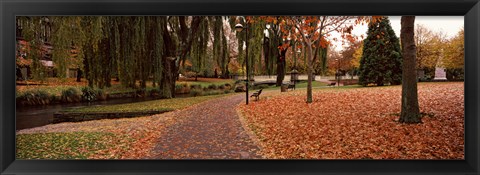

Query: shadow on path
[151,94,262,159]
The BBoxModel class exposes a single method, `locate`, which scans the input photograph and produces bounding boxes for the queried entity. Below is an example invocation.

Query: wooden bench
[328,82,336,86]
[250,88,263,101]
[287,83,295,90]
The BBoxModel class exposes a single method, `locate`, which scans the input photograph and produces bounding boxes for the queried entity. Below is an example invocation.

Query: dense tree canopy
[16,16,462,105]
[359,17,402,86]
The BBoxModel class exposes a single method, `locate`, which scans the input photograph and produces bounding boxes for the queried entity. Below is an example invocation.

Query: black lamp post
[296,49,301,69]
[336,58,340,87]
[235,22,249,105]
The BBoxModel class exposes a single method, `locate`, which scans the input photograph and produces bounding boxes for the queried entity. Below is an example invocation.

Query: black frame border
[1,0,479,174]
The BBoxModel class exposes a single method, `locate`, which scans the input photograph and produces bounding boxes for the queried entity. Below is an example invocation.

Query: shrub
[190,84,201,90]
[149,88,160,97]
[175,84,184,91]
[218,84,225,89]
[81,87,97,102]
[234,83,246,92]
[206,90,224,96]
[208,84,218,90]
[50,94,59,103]
[17,89,51,105]
[175,84,190,94]
[446,68,464,81]
[190,89,203,97]
[256,84,269,90]
[184,71,197,78]
[61,88,81,103]
[97,88,107,100]
[224,90,231,94]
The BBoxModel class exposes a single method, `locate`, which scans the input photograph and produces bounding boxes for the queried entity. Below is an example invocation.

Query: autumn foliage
[238,82,464,159]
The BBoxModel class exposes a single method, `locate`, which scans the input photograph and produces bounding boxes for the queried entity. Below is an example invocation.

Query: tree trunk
[306,44,313,103]
[76,68,82,82]
[160,57,175,99]
[276,49,287,86]
[399,16,421,123]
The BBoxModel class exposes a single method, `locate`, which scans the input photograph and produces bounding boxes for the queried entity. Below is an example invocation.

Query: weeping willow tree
[190,18,209,80]
[134,17,150,89]
[263,17,291,86]
[246,19,265,78]
[18,16,89,84]
[212,16,223,78]
[17,16,206,98]
[50,17,84,81]
[17,17,50,82]
[211,16,232,79]
[229,16,245,75]
[149,16,165,87]
[220,31,230,78]
[160,16,204,98]
[80,16,105,88]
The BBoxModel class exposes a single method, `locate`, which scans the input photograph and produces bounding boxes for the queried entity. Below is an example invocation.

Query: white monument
[433,67,447,81]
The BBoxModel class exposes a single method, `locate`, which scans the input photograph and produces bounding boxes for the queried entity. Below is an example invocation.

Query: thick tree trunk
[306,44,313,103]
[399,16,421,123]
[276,49,287,86]
[160,57,176,99]
[76,68,82,82]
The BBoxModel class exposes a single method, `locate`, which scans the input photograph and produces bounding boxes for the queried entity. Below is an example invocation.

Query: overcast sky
[331,16,464,51]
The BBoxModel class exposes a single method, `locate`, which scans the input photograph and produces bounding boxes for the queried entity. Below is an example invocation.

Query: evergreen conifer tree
[359,17,402,86]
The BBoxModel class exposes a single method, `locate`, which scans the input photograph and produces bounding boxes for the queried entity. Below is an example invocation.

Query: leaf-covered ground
[150,94,261,159]
[16,132,132,159]
[16,93,259,159]
[16,94,236,159]
[17,111,177,159]
[238,82,464,159]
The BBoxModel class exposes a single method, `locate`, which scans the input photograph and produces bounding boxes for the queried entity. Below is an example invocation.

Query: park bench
[328,82,336,86]
[287,83,295,90]
[250,88,263,101]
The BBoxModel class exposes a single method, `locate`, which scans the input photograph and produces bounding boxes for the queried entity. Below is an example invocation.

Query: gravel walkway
[151,94,263,159]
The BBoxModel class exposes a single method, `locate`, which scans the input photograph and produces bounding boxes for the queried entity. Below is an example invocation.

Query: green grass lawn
[17,79,234,98]
[257,81,330,91]
[17,92,238,159]
[63,93,235,113]
[16,132,132,159]
[296,81,330,88]
[176,80,234,88]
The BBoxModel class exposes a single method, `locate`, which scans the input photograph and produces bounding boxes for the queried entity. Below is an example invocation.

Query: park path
[151,94,263,159]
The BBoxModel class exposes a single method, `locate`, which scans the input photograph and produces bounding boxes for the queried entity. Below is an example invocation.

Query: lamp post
[296,49,301,70]
[293,49,301,86]
[335,58,340,87]
[264,24,270,78]
[235,22,249,105]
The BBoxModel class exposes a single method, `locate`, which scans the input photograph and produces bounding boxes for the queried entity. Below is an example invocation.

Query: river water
[16,95,189,131]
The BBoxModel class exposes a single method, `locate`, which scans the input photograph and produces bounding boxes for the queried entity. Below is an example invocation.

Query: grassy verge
[255,81,330,91]
[18,92,238,159]
[296,81,329,88]
[16,78,236,106]
[16,132,132,159]
[63,93,236,113]
[176,80,234,88]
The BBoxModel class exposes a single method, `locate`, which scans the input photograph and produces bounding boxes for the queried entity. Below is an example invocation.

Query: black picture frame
[1,0,479,174]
